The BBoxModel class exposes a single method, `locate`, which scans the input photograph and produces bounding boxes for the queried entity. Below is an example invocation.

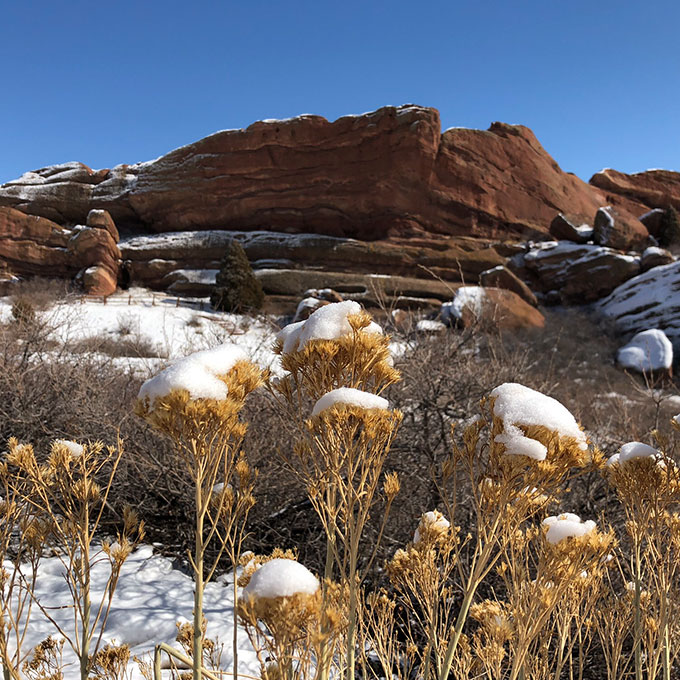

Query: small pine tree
[659,205,680,249]
[210,239,264,312]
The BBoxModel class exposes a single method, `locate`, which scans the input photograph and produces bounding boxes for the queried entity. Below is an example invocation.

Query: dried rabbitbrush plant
[425,383,597,680]
[5,437,144,680]
[603,438,680,680]
[271,302,402,680]
[135,344,263,680]
[238,555,345,680]
[0,445,50,680]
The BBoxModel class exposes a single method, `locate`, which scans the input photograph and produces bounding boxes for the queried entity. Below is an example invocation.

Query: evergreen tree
[210,239,264,312]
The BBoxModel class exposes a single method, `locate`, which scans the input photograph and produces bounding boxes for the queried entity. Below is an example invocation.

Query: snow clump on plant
[606,441,663,467]
[413,510,450,544]
[277,301,382,354]
[137,344,248,406]
[312,387,389,417]
[542,513,596,544]
[242,558,319,600]
[490,383,587,461]
[54,439,84,457]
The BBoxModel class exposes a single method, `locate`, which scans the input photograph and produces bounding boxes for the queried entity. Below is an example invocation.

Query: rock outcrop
[590,168,680,213]
[1,105,647,244]
[598,261,680,350]
[119,229,508,300]
[522,241,640,303]
[0,206,120,295]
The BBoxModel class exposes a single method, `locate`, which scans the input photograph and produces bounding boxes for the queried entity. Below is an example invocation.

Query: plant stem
[437,581,477,680]
[194,476,205,680]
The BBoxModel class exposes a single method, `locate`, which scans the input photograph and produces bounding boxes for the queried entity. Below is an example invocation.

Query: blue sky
[1,0,678,184]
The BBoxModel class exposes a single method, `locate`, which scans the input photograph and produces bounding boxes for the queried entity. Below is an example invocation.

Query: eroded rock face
[119,229,508,294]
[0,206,120,295]
[523,241,640,303]
[590,168,680,213]
[1,105,636,243]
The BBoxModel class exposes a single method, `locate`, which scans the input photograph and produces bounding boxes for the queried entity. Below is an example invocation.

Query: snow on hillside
[0,287,280,376]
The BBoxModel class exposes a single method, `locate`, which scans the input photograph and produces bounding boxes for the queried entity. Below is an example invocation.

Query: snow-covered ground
[7,545,260,679]
[0,287,281,377]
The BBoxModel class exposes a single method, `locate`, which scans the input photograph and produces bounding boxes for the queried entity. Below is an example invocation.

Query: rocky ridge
[0,104,678,344]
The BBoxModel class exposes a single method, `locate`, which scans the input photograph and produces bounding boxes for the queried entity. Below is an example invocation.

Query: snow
[441,287,486,323]
[524,241,637,267]
[277,301,382,354]
[494,432,547,461]
[542,513,596,544]
[138,344,248,406]
[642,246,670,258]
[242,558,319,599]
[0,288,280,374]
[606,441,662,467]
[416,319,447,333]
[8,544,259,679]
[311,387,389,417]
[413,510,450,544]
[490,383,587,461]
[54,439,84,457]
[617,329,673,372]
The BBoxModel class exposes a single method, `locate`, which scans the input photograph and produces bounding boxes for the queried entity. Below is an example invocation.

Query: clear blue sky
[1,0,678,185]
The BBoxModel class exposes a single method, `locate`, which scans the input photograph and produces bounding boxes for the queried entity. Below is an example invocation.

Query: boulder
[616,329,673,375]
[118,229,507,291]
[86,209,119,241]
[640,246,674,272]
[592,206,649,251]
[549,214,592,243]
[598,261,680,351]
[81,265,118,297]
[524,241,640,303]
[440,286,545,330]
[479,265,538,306]
[255,269,453,309]
[293,297,330,322]
[639,208,666,238]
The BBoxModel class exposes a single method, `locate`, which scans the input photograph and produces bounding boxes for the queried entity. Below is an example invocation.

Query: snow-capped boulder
[598,261,680,352]
[549,214,592,244]
[440,286,544,330]
[524,241,639,303]
[616,329,673,374]
[640,246,674,272]
[592,206,648,251]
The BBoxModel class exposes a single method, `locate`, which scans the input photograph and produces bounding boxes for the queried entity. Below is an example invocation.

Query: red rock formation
[0,206,120,295]
[590,168,680,213]
[0,105,648,246]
